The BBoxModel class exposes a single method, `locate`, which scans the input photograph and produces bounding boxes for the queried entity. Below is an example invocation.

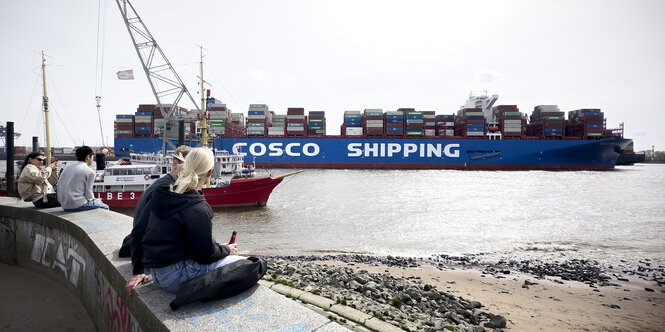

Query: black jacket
[142,186,229,268]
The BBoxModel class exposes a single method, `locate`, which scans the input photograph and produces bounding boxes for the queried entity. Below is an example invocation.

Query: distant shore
[264,254,665,331]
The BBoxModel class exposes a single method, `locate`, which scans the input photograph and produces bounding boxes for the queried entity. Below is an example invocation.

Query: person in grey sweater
[57,146,109,211]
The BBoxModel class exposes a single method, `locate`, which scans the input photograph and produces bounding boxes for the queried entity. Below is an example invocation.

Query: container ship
[114,94,631,171]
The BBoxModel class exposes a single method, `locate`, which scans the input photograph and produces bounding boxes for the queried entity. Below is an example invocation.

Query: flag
[116,69,134,80]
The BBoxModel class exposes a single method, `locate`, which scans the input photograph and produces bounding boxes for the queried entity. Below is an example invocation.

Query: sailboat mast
[200,47,209,148]
[41,51,52,165]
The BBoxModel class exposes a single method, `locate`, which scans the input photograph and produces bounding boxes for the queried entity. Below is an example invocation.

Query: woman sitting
[141,147,246,294]
[18,152,61,208]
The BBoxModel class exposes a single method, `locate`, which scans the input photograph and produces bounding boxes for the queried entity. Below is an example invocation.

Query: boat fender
[144,174,150,180]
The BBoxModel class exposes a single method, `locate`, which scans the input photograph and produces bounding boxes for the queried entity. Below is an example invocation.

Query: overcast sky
[1,0,663,151]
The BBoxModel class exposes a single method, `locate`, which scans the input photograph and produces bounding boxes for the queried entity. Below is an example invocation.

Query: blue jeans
[152,256,247,293]
[64,199,110,212]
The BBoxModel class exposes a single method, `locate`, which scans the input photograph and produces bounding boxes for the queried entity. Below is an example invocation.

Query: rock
[483,314,507,328]
[602,304,621,309]
[645,288,655,292]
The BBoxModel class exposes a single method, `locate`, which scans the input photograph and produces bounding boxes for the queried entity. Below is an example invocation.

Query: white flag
[116,69,134,80]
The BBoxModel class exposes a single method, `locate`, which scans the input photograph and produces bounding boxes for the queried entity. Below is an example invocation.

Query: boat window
[127,169,135,175]
[119,169,128,175]
[111,169,119,175]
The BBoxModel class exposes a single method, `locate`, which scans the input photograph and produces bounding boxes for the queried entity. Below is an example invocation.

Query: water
[212,164,665,266]
[3,160,663,265]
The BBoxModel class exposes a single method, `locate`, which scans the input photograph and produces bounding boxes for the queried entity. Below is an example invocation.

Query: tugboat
[91,149,300,208]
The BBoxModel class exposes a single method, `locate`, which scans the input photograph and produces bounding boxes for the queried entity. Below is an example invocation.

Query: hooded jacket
[141,186,230,269]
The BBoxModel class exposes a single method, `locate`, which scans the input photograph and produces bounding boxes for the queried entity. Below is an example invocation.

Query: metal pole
[42,51,52,165]
[178,120,185,146]
[6,122,15,195]
[32,136,39,152]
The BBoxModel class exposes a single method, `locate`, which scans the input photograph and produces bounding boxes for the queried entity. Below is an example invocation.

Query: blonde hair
[171,147,214,194]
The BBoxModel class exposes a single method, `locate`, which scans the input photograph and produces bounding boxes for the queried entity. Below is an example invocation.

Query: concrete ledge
[0,197,349,331]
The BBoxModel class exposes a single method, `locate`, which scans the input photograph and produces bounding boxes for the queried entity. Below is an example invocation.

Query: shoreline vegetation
[263,254,664,331]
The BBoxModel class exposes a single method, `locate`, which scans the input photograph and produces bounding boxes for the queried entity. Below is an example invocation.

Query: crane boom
[115,0,202,151]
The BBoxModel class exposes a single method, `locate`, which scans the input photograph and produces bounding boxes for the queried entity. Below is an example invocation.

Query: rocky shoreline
[264,254,665,331]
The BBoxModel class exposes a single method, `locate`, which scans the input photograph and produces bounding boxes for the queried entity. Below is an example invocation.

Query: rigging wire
[94,0,108,146]
[47,75,81,146]
[202,62,245,111]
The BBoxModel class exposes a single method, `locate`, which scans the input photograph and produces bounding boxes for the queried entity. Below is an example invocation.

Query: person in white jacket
[57,146,109,211]
[18,152,60,208]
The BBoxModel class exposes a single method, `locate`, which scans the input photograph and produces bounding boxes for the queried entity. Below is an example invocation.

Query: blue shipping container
[135,112,153,116]
[116,115,134,119]
[386,127,403,132]
[345,118,362,126]
[587,124,603,129]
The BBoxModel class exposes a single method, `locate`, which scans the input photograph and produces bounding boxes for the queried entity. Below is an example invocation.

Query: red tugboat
[92,150,300,208]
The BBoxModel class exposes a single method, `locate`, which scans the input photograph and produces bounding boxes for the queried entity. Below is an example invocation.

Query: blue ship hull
[115,137,631,170]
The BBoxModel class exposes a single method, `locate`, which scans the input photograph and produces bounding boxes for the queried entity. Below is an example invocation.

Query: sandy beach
[267,255,665,331]
[322,261,665,331]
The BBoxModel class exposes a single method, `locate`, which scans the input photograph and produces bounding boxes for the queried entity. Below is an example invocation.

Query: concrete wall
[0,197,348,332]
[0,197,163,332]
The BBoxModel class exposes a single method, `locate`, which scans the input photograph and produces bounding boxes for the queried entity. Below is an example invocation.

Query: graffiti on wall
[30,232,86,287]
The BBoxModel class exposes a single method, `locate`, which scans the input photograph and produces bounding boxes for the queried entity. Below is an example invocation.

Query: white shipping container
[503,123,523,129]
[247,115,266,120]
[445,121,455,126]
[135,115,152,121]
[344,110,361,115]
[286,115,306,120]
[365,123,384,128]
[467,131,484,136]
[115,118,133,123]
[535,105,559,112]
[446,129,455,136]
[425,121,436,126]
[503,119,523,124]
[385,111,402,116]
[464,111,484,116]
[425,129,436,136]
[268,127,285,135]
[346,127,363,135]
[287,127,304,132]
[365,120,384,126]
[504,127,522,132]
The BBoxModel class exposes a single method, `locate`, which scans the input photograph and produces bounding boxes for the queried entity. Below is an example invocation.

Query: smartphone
[229,231,237,244]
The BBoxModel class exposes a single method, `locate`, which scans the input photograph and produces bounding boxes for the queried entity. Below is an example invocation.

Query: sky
[1,0,664,151]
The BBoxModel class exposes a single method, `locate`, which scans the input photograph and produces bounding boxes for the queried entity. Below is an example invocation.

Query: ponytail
[171,148,214,194]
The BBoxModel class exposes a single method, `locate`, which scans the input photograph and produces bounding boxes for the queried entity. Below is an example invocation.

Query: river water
[212,164,665,266]
[3,160,663,265]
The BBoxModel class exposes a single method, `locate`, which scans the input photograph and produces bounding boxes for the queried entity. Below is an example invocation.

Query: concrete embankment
[0,197,348,331]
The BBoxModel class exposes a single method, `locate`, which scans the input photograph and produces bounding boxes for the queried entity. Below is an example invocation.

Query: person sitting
[123,145,191,295]
[57,145,109,212]
[141,147,246,294]
[17,152,60,208]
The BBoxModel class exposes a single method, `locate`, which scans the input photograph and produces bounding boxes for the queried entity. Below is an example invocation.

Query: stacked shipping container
[342,111,362,136]
[363,109,383,137]
[455,108,486,138]
[114,114,134,138]
[286,108,306,137]
[526,105,565,138]
[247,104,270,136]
[403,109,424,137]
[493,105,524,138]
[435,114,455,137]
[566,109,606,139]
[308,111,326,136]
[385,111,404,137]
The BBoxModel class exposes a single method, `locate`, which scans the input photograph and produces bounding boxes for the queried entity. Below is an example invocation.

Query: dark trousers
[32,193,61,208]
